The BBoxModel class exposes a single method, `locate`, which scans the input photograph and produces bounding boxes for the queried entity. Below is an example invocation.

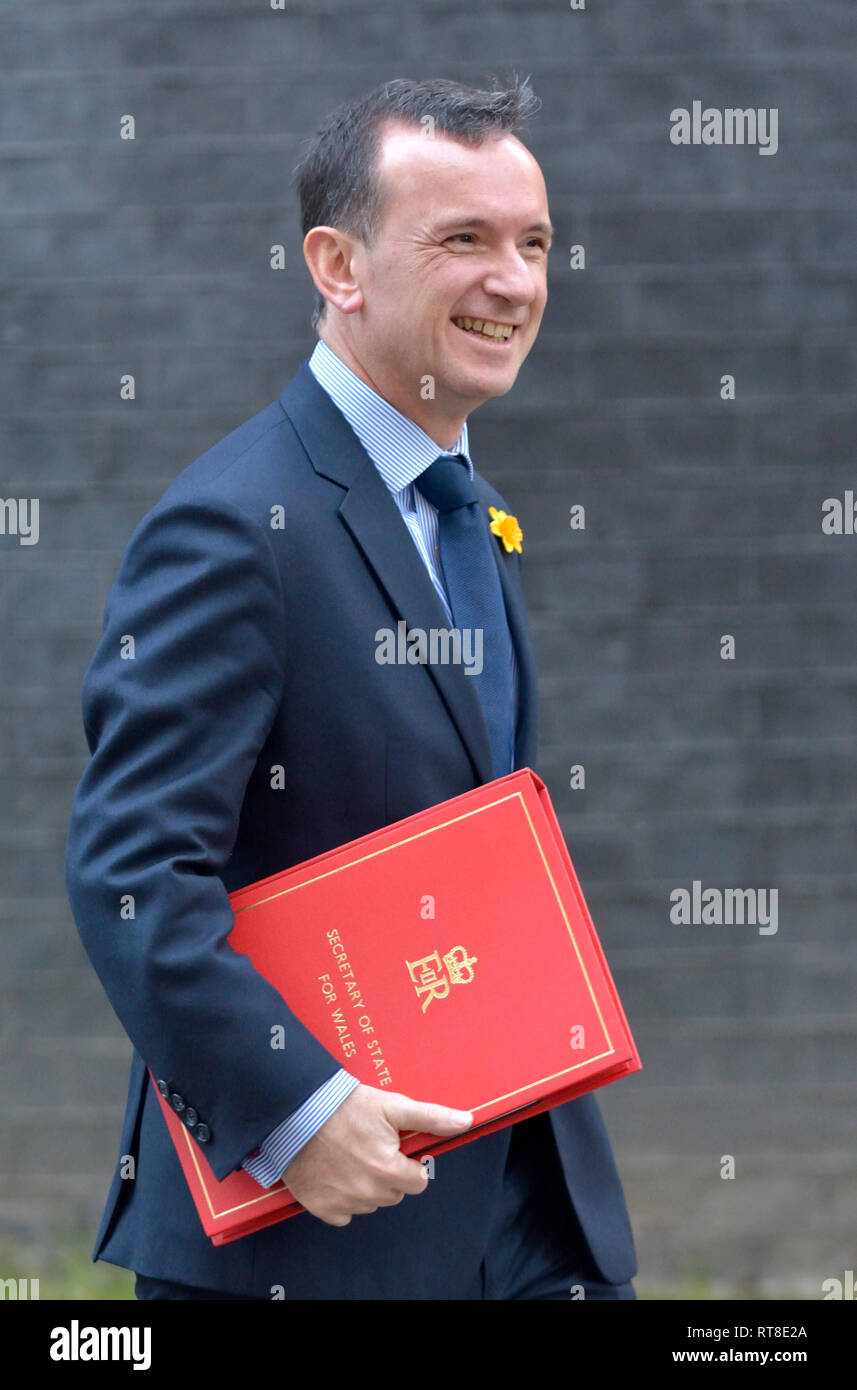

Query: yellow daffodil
[488,506,523,554]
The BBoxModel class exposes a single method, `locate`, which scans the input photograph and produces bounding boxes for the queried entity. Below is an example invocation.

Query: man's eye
[450,233,475,243]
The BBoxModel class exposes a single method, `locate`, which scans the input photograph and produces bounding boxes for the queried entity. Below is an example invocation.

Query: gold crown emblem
[442,945,478,985]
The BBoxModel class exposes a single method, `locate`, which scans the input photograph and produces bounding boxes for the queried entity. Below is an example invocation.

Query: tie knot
[415,454,477,513]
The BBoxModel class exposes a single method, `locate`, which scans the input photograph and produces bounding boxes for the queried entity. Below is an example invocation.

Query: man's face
[342,121,552,424]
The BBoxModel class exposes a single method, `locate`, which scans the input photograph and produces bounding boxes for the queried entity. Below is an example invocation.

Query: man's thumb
[385,1092,472,1137]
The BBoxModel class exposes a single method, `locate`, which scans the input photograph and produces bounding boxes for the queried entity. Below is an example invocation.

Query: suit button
[170,1093,186,1114]
[195,1123,211,1144]
[156,1079,169,1099]
[184,1108,198,1128]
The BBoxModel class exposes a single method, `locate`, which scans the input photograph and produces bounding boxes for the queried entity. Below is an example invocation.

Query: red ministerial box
[152,767,641,1245]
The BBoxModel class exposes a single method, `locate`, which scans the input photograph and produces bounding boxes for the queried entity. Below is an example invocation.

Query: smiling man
[66,76,637,1301]
[301,110,551,444]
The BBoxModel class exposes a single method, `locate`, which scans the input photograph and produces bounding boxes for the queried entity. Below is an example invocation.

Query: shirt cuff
[241,1069,361,1189]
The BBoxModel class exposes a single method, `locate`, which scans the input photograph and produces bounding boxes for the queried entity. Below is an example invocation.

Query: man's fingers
[383,1092,472,1138]
[289,1086,464,1226]
[383,1150,433,1196]
[314,1209,352,1227]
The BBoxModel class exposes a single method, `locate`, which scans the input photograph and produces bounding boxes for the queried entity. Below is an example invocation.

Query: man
[65,76,637,1300]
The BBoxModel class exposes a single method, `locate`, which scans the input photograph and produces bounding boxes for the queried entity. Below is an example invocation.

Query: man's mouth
[451,316,516,342]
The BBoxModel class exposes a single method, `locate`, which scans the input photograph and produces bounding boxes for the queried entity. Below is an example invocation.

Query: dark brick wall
[1,0,855,1295]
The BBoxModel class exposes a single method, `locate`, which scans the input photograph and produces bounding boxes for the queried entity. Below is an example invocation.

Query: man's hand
[279,1084,472,1226]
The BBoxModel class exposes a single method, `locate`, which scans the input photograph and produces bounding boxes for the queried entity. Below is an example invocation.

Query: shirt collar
[307,338,473,495]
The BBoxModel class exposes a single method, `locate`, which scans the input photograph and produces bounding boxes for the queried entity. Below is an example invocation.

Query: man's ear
[302,226,364,315]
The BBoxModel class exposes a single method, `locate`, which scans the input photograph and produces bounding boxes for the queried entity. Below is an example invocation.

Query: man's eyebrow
[434,216,554,241]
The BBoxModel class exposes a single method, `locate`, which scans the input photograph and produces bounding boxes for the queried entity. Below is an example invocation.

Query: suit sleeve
[65,494,345,1182]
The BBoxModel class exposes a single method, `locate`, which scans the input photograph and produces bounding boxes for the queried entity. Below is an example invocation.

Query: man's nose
[480,246,541,304]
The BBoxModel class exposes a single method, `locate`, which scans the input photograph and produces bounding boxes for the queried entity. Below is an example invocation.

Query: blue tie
[416,454,515,779]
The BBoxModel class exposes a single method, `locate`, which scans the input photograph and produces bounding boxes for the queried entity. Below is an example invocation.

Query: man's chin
[445,364,523,408]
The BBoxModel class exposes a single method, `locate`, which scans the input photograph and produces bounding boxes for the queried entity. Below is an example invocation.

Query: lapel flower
[488,506,523,554]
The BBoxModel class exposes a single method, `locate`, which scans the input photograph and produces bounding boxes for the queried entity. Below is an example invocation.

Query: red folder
[152,768,641,1245]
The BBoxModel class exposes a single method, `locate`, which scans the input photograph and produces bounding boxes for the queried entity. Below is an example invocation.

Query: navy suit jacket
[65,361,637,1297]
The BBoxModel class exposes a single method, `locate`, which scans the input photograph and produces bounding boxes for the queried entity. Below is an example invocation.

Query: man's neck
[317,330,468,452]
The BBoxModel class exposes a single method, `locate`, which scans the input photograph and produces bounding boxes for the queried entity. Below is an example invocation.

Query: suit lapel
[477,482,540,772]
[280,362,536,783]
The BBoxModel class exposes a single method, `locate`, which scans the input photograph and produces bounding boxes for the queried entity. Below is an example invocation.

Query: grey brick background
[1,0,855,1298]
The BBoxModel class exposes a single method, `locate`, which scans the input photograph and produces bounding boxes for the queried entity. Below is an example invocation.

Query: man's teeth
[453,317,515,339]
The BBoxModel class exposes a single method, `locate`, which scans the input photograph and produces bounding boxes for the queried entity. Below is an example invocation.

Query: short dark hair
[294,75,541,328]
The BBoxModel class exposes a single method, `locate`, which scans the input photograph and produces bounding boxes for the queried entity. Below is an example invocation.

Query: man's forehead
[374,120,547,217]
